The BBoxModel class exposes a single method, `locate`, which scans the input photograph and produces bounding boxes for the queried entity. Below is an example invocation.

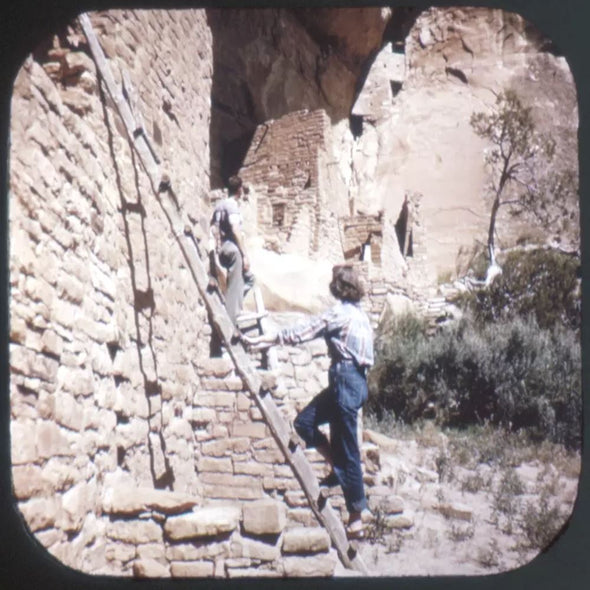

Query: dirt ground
[334,426,580,577]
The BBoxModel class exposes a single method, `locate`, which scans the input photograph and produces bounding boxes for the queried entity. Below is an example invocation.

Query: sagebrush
[368,313,581,449]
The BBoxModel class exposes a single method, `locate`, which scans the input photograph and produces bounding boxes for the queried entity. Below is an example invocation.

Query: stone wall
[240,109,345,261]
[97,354,342,578]
[8,9,345,577]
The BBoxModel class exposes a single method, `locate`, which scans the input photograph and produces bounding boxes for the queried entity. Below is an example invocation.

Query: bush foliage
[458,248,581,331]
[368,312,581,450]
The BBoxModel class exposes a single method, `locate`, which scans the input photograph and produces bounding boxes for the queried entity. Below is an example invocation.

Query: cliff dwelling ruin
[6,4,579,580]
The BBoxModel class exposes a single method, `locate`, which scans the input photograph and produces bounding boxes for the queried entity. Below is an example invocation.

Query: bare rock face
[207,7,390,185]
[293,7,392,73]
[348,7,578,286]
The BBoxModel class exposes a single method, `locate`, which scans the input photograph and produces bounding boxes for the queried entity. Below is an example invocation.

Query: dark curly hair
[329,265,365,302]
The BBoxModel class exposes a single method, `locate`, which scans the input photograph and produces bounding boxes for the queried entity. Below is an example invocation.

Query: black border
[1,1,588,589]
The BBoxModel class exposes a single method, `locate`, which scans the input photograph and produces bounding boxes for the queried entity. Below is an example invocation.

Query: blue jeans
[294,360,368,513]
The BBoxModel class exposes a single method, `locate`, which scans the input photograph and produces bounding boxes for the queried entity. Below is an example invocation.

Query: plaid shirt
[278,301,374,368]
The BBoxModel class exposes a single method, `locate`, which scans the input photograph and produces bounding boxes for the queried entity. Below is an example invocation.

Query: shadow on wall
[207,8,262,189]
[98,74,175,491]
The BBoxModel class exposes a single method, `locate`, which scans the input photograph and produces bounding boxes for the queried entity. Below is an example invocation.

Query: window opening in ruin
[272,202,286,227]
[361,235,373,262]
[117,446,126,466]
[390,80,402,98]
[395,196,410,256]
[349,114,363,139]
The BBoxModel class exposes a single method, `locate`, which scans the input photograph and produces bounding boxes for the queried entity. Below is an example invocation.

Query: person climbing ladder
[243,264,373,539]
[208,175,255,330]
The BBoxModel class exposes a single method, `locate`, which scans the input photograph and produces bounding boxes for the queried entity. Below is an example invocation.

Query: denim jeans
[294,360,368,513]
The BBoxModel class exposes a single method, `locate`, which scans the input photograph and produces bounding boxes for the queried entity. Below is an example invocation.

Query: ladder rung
[236,311,268,324]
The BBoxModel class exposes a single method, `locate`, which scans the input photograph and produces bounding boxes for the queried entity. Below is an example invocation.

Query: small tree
[470,90,577,281]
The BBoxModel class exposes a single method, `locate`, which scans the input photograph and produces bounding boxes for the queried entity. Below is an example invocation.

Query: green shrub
[457,248,581,331]
[368,313,581,449]
[519,492,566,551]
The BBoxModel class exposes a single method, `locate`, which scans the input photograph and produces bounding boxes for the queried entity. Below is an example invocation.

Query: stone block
[284,491,308,508]
[368,494,404,515]
[217,411,234,424]
[105,541,136,564]
[200,474,262,495]
[197,391,236,407]
[132,558,170,578]
[263,476,300,492]
[58,366,95,397]
[165,540,229,562]
[191,408,217,425]
[282,527,330,554]
[60,481,90,532]
[10,421,38,464]
[170,561,215,577]
[35,420,75,459]
[11,465,47,500]
[362,442,381,472]
[280,553,337,577]
[252,449,286,464]
[10,344,59,382]
[249,407,263,420]
[363,428,399,452]
[201,438,250,457]
[224,377,245,391]
[287,508,318,528]
[385,514,414,529]
[236,393,251,411]
[137,543,168,564]
[232,461,273,477]
[56,273,85,304]
[107,519,163,544]
[40,329,64,357]
[242,499,286,535]
[231,536,281,561]
[230,421,267,439]
[164,505,240,540]
[225,557,252,569]
[18,496,61,532]
[226,566,280,578]
[54,392,84,431]
[41,458,77,492]
[435,502,473,522]
[10,317,28,345]
[195,357,233,377]
[103,485,201,516]
[197,456,233,473]
[63,51,95,76]
[290,349,312,366]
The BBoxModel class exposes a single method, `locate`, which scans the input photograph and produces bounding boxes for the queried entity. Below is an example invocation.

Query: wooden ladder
[79,13,368,575]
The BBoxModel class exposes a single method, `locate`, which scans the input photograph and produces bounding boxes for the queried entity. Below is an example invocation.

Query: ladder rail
[79,13,367,575]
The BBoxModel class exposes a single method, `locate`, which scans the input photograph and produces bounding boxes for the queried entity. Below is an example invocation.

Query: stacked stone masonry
[240,109,345,262]
[9,8,414,577]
